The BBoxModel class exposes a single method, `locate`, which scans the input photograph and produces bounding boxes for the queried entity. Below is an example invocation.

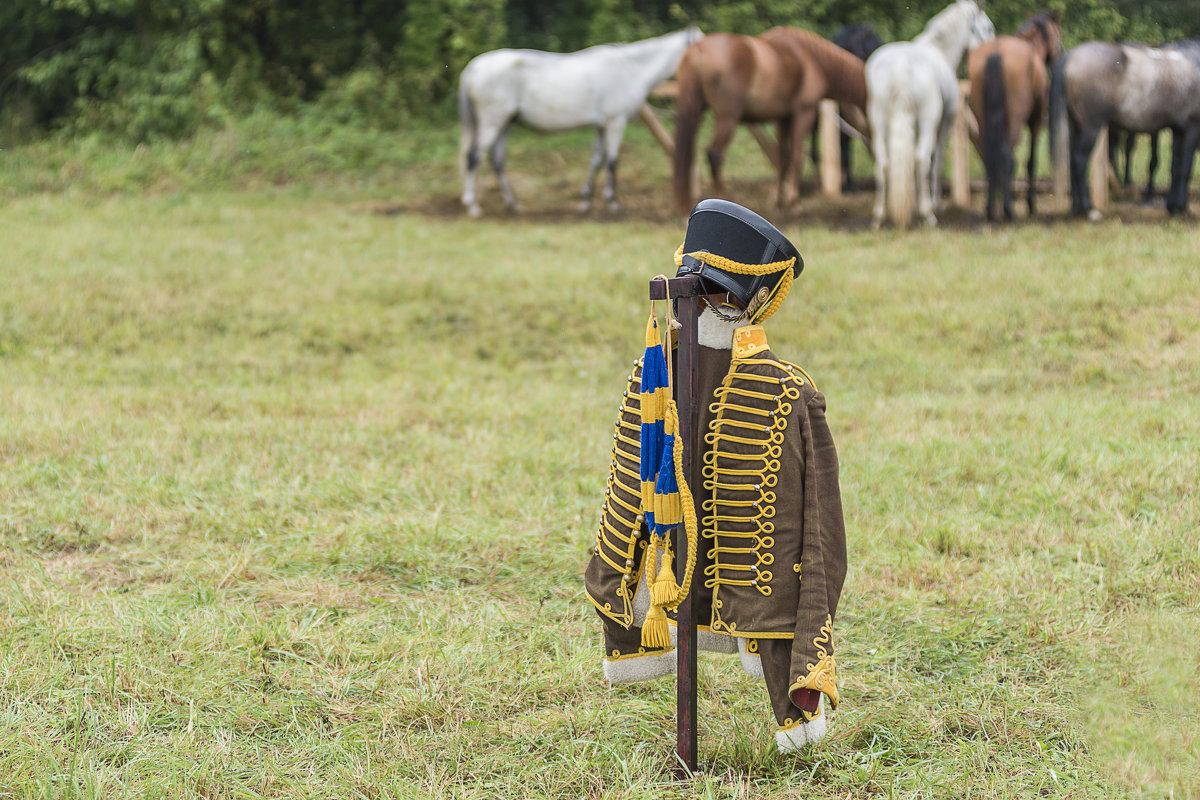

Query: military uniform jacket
[584,323,846,730]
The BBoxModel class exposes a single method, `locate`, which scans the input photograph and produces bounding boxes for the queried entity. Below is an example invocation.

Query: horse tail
[1048,52,1068,179]
[982,53,1008,193]
[673,54,705,215]
[885,98,916,229]
[458,73,477,181]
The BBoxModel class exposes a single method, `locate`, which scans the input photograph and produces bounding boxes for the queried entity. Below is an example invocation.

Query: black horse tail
[982,53,1008,194]
[1048,52,1069,178]
[673,53,705,216]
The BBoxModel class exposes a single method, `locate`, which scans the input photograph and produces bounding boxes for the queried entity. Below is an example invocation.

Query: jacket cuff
[602,649,676,683]
[789,654,839,709]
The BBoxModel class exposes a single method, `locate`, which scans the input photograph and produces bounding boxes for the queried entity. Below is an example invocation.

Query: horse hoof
[924,214,938,227]
[607,201,621,213]
[1087,209,1102,222]
[869,218,882,231]
[578,201,592,213]
[467,205,483,219]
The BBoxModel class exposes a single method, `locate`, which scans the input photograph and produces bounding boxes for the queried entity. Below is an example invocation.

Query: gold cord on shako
[672,244,796,325]
[636,292,698,649]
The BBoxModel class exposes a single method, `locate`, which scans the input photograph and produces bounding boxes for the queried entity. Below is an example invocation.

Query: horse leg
[489,125,521,213]
[1068,117,1100,219]
[783,106,818,211]
[706,116,739,199]
[1143,130,1160,205]
[601,117,629,212]
[578,130,605,212]
[463,121,501,218]
[869,106,888,230]
[1166,124,1200,216]
[462,144,483,218]
[1025,121,1040,218]
[917,115,946,226]
[776,115,798,210]
[840,130,854,192]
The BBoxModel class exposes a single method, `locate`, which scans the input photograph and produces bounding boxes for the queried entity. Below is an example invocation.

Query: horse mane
[780,28,869,108]
[1016,12,1062,63]
[914,0,978,65]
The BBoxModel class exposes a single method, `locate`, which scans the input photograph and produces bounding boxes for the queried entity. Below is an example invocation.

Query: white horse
[458,26,703,218]
[865,1,994,228]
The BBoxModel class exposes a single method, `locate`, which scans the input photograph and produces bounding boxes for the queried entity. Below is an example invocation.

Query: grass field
[1,120,1199,798]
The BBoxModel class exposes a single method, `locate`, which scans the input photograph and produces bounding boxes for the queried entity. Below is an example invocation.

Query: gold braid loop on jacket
[700,357,806,633]
[587,359,649,626]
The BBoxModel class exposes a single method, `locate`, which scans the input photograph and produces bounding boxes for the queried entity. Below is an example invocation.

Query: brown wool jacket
[584,325,847,730]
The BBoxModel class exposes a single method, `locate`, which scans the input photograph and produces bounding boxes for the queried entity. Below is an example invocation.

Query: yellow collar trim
[732,326,769,359]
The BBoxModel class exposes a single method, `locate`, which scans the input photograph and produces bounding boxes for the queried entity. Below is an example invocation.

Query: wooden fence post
[819,100,842,198]
[951,81,972,208]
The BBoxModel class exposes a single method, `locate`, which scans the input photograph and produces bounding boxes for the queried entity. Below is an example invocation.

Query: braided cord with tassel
[640,400,699,648]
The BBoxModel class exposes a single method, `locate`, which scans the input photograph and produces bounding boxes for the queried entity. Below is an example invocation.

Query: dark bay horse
[1051,40,1200,218]
[671,28,869,215]
[967,11,1063,221]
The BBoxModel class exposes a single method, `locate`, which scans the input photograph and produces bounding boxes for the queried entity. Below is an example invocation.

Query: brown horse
[672,28,869,215]
[967,11,1063,220]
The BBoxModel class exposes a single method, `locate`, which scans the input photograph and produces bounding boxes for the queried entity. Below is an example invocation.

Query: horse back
[760,27,868,109]
[681,32,804,120]
[967,37,1046,128]
[1065,41,1200,130]
[868,42,956,117]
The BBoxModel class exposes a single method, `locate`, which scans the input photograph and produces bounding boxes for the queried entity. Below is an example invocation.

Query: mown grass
[1,119,1198,798]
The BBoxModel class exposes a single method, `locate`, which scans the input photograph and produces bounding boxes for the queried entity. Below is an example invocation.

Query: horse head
[916,1,994,68]
[965,1,996,50]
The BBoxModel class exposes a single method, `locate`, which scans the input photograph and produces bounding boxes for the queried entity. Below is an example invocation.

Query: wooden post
[648,274,702,778]
[951,82,972,208]
[1090,125,1108,213]
[639,103,675,158]
[819,100,841,198]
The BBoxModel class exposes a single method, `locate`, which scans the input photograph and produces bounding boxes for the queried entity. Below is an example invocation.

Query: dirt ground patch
[368,173,1193,232]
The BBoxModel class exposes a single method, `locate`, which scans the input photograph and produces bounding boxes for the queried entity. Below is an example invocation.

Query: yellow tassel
[650,546,680,607]
[641,604,672,649]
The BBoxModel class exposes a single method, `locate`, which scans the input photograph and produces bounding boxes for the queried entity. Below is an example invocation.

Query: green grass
[1,120,1198,798]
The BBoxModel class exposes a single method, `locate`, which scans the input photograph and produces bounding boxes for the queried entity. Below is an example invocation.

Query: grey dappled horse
[1052,40,1200,218]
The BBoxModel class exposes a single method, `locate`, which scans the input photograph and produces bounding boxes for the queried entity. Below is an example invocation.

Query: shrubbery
[0,0,1195,143]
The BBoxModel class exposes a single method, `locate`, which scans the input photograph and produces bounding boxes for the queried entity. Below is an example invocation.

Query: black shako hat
[674,199,802,324]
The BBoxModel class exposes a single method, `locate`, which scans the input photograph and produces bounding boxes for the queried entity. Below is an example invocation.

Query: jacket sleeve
[787,388,847,711]
[583,360,674,679]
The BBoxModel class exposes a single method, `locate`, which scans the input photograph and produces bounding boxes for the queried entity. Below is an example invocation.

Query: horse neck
[623,29,695,85]
[914,7,972,69]
[1019,19,1060,66]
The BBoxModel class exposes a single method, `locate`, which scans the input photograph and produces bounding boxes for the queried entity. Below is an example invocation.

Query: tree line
[1,0,1197,143]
